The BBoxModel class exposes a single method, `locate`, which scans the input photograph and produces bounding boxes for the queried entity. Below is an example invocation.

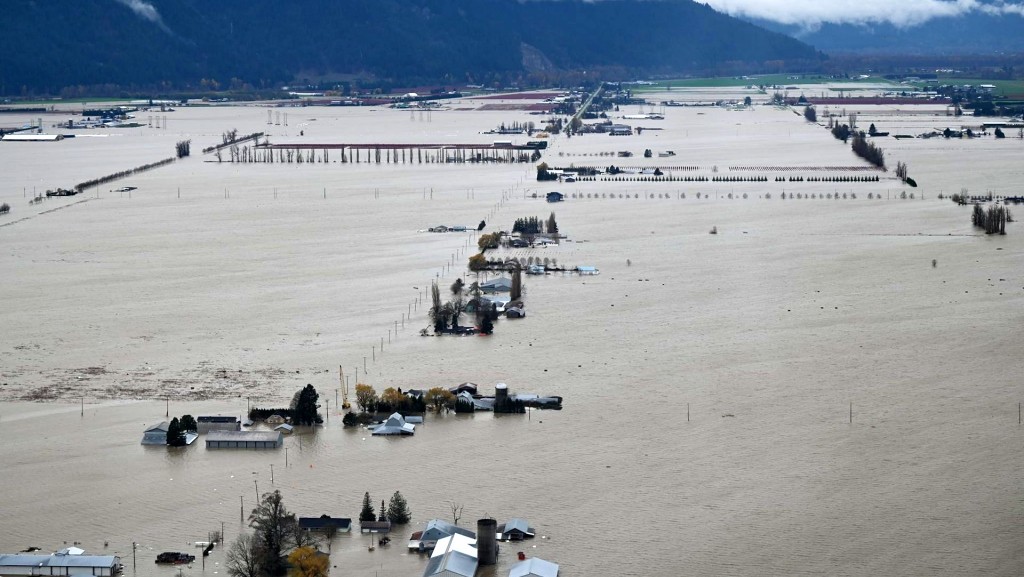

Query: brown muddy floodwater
[0,88,1021,576]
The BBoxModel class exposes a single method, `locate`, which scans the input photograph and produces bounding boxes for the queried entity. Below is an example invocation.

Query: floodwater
[0,87,1022,577]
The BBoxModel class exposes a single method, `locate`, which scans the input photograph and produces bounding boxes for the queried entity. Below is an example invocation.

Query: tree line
[249,384,323,426]
[972,204,1010,235]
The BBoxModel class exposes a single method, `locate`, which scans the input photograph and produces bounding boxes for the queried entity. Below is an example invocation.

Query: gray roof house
[423,534,478,577]
[480,277,513,293]
[299,515,352,533]
[409,519,477,550]
[142,422,198,445]
[372,413,416,436]
[508,557,559,577]
[141,422,169,445]
[498,518,535,541]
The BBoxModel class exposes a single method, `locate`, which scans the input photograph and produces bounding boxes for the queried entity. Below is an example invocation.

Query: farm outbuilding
[508,557,559,577]
[205,430,283,449]
[141,422,169,445]
[0,552,122,576]
[197,415,241,434]
[422,534,478,577]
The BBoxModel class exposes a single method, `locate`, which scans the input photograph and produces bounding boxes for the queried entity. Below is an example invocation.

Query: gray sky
[703,0,1024,28]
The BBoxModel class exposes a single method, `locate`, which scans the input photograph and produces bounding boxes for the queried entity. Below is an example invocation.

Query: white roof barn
[423,534,478,577]
[509,557,559,577]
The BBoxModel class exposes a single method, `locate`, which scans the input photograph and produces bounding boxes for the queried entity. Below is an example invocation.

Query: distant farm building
[141,422,170,445]
[372,412,416,436]
[205,430,283,449]
[360,520,392,534]
[299,516,352,533]
[1,134,64,142]
[498,518,535,541]
[480,277,513,293]
[545,192,564,203]
[0,552,122,576]
[197,416,241,434]
[409,519,477,551]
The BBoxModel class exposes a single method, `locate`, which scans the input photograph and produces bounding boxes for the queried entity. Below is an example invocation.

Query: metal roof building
[508,557,559,577]
[0,552,122,576]
[480,277,513,293]
[299,515,352,533]
[498,518,535,541]
[197,415,241,434]
[206,430,283,449]
[1,134,64,142]
[409,519,477,550]
[141,422,169,445]
[423,534,478,577]
[371,413,415,436]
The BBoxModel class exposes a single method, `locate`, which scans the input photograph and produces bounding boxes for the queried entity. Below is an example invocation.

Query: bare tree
[449,502,464,526]
[225,533,263,577]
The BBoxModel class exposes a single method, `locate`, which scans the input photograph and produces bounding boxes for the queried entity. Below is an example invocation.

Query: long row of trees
[74,157,176,191]
[850,133,885,169]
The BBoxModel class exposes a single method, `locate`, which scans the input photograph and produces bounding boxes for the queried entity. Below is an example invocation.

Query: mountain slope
[0,0,821,94]
[750,12,1024,55]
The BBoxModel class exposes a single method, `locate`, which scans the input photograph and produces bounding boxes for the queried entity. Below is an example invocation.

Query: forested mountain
[751,12,1024,55]
[0,0,821,95]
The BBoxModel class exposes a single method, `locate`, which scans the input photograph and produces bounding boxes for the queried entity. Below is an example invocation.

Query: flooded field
[0,86,1022,576]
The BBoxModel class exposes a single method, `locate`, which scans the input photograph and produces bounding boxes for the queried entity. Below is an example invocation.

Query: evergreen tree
[180,414,198,432]
[546,212,558,234]
[387,491,412,524]
[166,417,186,446]
[291,384,322,426]
[359,492,376,522]
[378,500,387,522]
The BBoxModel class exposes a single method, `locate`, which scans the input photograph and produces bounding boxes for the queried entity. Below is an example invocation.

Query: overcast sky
[702,0,1024,28]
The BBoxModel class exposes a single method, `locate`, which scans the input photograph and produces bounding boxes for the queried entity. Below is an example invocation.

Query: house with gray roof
[480,277,513,293]
[299,515,351,533]
[141,422,170,445]
[409,519,477,550]
[372,412,415,436]
[498,518,535,541]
